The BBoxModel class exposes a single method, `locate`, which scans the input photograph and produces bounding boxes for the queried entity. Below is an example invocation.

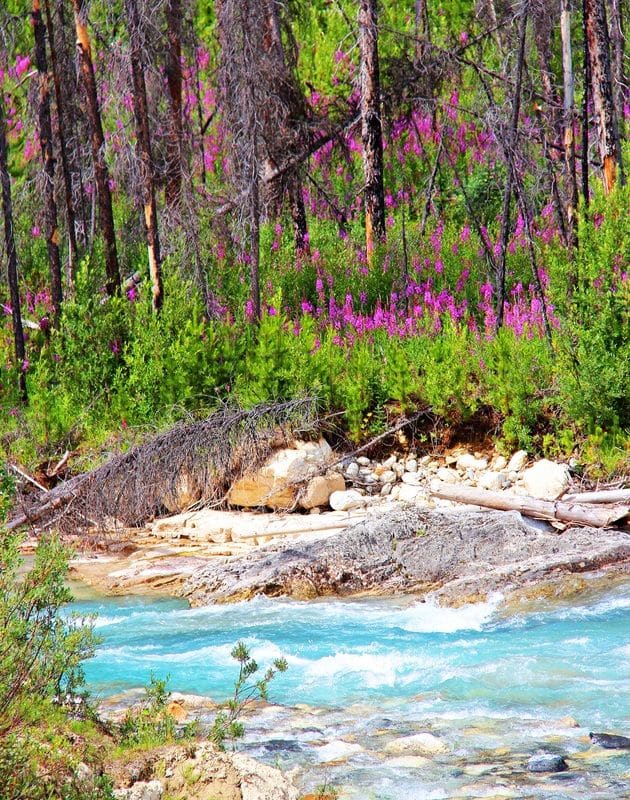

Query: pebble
[401,472,423,486]
[346,462,359,477]
[329,489,367,512]
[357,456,371,466]
[456,453,488,471]
[380,483,392,496]
[384,732,450,755]
[380,470,397,484]
[405,459,418,472]
[507,450,528,472]
[436,467,459,483]
[382,455,397,469]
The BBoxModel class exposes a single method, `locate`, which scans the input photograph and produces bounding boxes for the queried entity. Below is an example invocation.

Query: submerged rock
[527,754,569,772]
[383,732,449,755]
[589,732,630,749]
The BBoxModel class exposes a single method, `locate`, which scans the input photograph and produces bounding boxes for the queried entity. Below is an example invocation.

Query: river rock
[380,470,397,484]
[228,439,333,510]
[478,471,507,491]
[507,450,528,472]
[456,453,488,471]
[522,459,570,500]
[384,732,449,755]
[184,507,630,605]
[345,461,359,477]
[401,471,423,486]
[398,484,424,503]
[527,754,568,772]
[329,489,367,512]
[300,473,345,510]
[589,732,630,748]
[436,467,459,483]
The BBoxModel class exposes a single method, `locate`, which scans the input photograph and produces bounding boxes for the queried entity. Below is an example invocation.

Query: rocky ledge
[183,507,630,606]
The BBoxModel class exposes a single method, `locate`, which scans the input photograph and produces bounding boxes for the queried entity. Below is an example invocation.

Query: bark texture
[359,0,386,258]
[165,0,183,208]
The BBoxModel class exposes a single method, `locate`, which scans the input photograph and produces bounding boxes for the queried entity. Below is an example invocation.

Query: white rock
[401,471,423,486]
[405,458,418,473]
[329,489,368,511]
[389,485,401,500]
[492,455,508,471]
[380,483,392,496]
[382,455,397,469]
[345,461,359,477]
[477,471,508,492]
[522,459,571,500]
[444,454,458,466]
[299,473,346,510]
[384,732,449,756]
[357,456,371,466]
[380,469,397,484]
[456,453,488,471]
[420,455,432,466]
[436,467,459,483]
[398,484,424,503]
[507,450,528,472]
[359,466,372,476]
[115,781,163,800]
[393,462,405,476]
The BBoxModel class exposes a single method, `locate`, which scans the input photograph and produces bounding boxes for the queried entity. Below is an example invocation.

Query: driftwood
[562,488,630,504]
[430,482,629,528]
[8,399,318,536]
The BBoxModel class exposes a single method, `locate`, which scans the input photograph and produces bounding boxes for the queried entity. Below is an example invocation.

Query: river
[70,583,630,799]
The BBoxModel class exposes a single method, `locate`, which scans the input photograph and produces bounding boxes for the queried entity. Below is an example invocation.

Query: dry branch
[430,482,629,528]
[9,399,318,536]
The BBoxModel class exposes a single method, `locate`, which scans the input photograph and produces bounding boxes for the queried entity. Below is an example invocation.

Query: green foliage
[118,674,178,747]
[209,641,288,750]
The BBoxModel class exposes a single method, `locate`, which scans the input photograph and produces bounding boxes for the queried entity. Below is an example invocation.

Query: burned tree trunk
[560,0,579,246]
[607,0,626,184]
[584,0,621,193]
[358,0,386,260]
[582,0,592,207]
[32,0,63,324]
[0,94,27,402]
[71,0,120,295]
[126,0,163,313]
[165,0,183,208]
[43,0,77,288]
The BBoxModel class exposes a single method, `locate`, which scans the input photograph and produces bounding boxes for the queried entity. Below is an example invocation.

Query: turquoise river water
[70,583,630,799]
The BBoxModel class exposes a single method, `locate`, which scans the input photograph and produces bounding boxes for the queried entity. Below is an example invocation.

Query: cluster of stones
[225,438,573,514]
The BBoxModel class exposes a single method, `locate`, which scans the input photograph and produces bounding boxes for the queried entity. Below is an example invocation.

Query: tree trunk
[495,1,529,330]
[358,0,386,261]
[0,94,28,402]
[32,0,63,324]
[165,0,183,208]
[533,6,561,148]
[43,0,78,288]
[582,0,591,207]
[126,0,163,313]
[607,0,626,184]
[71,0,120,295]
[560,0,579,247]
[584,0,620,193]
[430,482,629,528]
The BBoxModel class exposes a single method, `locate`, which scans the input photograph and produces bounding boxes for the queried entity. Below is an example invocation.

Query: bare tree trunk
[165,0,183,208]
[607,0,626,184]
[32,0,63,324]
[43,0,77,288]
[560,0,579,247]
[71,0,120,295]
[0,94,27,402]
[584,0,621,193]
[495,1,529,331]
[358,0,386,262]
[533,6,561,148]
[250,179,261,322]
[581,0,592,208]
[126,0,163,313]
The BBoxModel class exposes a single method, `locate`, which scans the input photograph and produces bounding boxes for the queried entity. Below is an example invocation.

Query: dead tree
[126,0,163,313]
[71,0,120,295]
[359,0,386,261]
[32,0,63,323]
[584,0,622,193]
[581,0,591,206]
[43,0,78,288]
[0,93,27,402]
[607,0,626,184]
[560,0,579,246]
[165,0,183,208]
[495,0,529,330]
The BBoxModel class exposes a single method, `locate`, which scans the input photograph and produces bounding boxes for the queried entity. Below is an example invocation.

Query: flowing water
[70,583,630,799]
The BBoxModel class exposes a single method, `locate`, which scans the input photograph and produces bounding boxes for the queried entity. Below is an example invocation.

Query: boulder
[228,439,332,509]
[522,459,571,500]
[329,489,367,512]
[384,732,449,756]
[507,450,528,472]
[527,754,568,773]
[300,473,345,510]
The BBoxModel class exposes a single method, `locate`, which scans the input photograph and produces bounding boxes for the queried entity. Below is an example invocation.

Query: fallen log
[562,488,630,504]
[429,482,629,528]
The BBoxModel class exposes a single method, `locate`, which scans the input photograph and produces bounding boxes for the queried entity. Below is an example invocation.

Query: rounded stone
[527,754,568,773]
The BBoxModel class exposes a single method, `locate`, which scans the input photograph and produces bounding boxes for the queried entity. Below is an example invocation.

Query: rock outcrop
[184,507,630,606]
